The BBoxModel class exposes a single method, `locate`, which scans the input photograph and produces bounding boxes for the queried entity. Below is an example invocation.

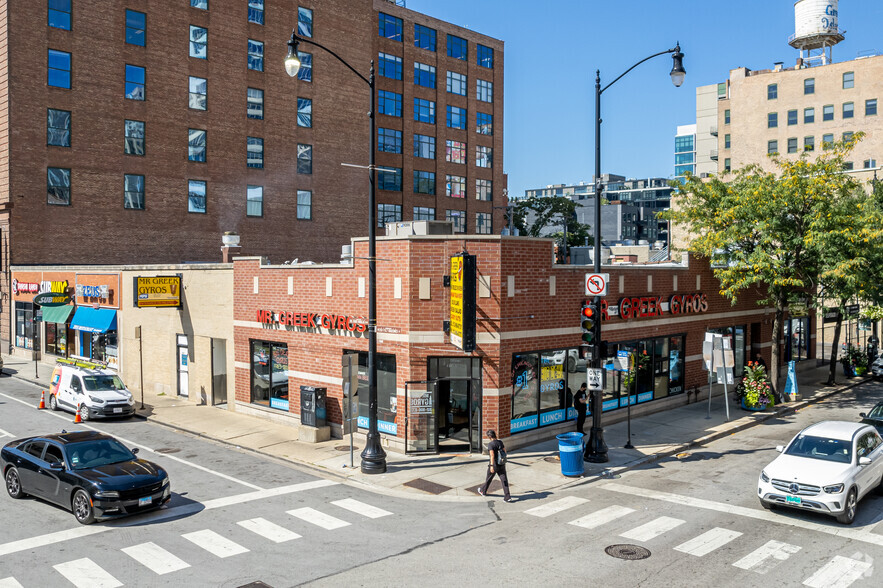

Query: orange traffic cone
[73,403,82,423]
[38,391,46,410]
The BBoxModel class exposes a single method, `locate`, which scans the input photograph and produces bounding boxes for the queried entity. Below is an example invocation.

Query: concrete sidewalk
[1,355,870,502]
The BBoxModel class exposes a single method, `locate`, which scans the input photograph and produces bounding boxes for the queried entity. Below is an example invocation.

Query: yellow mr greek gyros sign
[134,276,181,308]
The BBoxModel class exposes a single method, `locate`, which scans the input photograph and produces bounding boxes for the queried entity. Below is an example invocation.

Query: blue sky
[404,0,883,197]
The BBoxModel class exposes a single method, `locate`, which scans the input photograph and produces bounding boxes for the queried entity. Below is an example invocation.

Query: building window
[379,13,402,41]
[379,52,402,80]
[188,180,206,213]
[804,136,814,152]
[414,62,436,88]
[48,49,71,88]
[842,161,854,171]
[822,133,834,148]
[866,99,877,116]
[413,97,435,124]
[446,105,466,130]
[124,64,145,100]
[125,10,146,46]
[767,83,777,99]
[477,44,493,68]
[843,131,854,142]
[475,212,491,234]
[476,145,492,168]
[247,137,263,168]
[378,90,402,117]
[47,109,71,147]
[191,0,207,9]
[47,167,71,205]
[297,97,312,127]
[446,140,466,164]
[378,168,402,191]
[446,210,465,232]
[189,76,207,110]
[297,190,311,220]
[476,178,492,201]
[49,0,71,30]
[823,104,834,121]
[446,174,465,198]
[247,87,264,119]
[296,52,312,82]
[804,107,814,124]
[787,137,798,154]
[724,109,730,124]
[787,109,797,125]
[476,112,493,135]
[767,112,777,128]
[298,7,312,37]
[843,102,854,119]
[843,71,854,89]
[124,174,145,210]
[414,206,435,220]
[804,78,814,94]
[476,79,493,103]
[414,24,436,51]
[378,128,402,153]
[447,71,467,96]
[188,128,206,162]
[447,34,467,60]
[414,134,436,159]
[767,140,778,155]
[717,82,727,99]
[723,158,731,172]
[189,26,207,59]
[378,203,402,227]
[724,134,731,149]
[248,0,264,25]
[864,159,877,169]
[297,144,312,174]
[248,40,264,71]
[246,185,263,216]
[124,120,145,155]
[250,341,287,408]
[414,170,435,194]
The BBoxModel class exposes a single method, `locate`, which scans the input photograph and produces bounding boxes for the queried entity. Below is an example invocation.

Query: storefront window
[511,353,539,433]
[45,323,68,356]
[349,351,397,434]
[599,334,687,412]
[250,340,289,410]
[539,352,567,426]
[15,302,34,349]
[708,325,746,381]
[668,336,685,395]
[785,318,810,362]
[652,337,670,398]
[511,348,586,433]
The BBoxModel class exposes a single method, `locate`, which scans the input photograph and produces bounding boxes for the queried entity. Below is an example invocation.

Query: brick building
[233,234,786,453]
[0,0,505,363]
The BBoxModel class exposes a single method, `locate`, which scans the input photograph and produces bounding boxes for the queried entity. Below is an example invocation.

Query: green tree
[512,195,591,259]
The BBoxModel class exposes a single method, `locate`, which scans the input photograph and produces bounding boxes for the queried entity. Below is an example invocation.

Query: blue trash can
[556,432,585,477]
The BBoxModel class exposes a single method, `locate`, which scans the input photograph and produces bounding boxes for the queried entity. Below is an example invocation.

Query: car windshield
[785,434,852,464]
[67,439,136,469]
[867,404,883,419]
[83,375,126,391]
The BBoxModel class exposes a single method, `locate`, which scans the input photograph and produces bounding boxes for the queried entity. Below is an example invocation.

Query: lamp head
[285,33,301,77]
[670,43,686,88]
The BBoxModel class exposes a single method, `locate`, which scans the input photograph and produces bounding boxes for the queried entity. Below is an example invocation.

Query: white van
[49,359,136,421]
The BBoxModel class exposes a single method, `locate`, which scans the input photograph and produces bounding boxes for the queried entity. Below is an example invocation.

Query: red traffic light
[582,306,594,319]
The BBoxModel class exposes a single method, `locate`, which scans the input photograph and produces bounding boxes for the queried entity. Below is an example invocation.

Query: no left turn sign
[585,273,609,297]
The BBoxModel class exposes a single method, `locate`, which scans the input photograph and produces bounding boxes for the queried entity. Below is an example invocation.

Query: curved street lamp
[584,44,685,464]
[286,31,387,474]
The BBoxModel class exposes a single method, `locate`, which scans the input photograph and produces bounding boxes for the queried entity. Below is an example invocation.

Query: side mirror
[131,447,140,455]
[859,456,872,466]
[47,462,64,471]
[775,445,784,453]
[860,413,867,418]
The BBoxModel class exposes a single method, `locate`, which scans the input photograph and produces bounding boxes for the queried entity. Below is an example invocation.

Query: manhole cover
[403,478,453,495]
[605,544,651,560]
[544,456,560,463]
[155,448,180,454]
[335,445,359,452]
[237,583,273,588]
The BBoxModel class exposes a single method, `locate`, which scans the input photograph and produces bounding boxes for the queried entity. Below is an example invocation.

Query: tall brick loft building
[0,0,505,351]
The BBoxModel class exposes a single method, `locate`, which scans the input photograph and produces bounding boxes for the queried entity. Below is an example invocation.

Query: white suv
[49,361,136,421]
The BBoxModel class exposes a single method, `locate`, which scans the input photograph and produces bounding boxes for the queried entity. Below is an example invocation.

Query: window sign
[352,351,397,434]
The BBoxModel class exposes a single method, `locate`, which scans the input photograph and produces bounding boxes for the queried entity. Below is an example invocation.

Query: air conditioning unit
[385,221,454,236]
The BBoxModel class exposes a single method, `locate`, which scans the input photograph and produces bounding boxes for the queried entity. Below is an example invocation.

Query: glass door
[404,380,437,454]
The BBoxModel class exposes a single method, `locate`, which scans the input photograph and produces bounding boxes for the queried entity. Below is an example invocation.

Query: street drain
[155,448,180,454]
[544,456,560,463]
[605,544,651,560]
[335,445,359,452]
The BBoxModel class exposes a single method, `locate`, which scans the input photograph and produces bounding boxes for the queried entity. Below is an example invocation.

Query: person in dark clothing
[754,353,767,370]
[477,430,511,502]
[573,382,588,434]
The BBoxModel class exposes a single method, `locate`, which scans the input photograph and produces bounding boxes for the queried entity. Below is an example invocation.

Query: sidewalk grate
[544,456,560,463]
[403,478,453,495]
[605,544,651,560]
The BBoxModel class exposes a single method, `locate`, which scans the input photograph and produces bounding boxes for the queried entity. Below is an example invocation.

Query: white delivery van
[49,359,136,421]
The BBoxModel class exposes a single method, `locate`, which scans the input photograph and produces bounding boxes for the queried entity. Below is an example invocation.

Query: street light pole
[285,31,387,474]
[584,43,685,464]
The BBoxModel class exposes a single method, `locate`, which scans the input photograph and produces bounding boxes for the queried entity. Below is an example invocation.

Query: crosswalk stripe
[53,558,122,588]
[121,542,190,575]
[287,507,351,530]
[182,530,249,558]
[620,516,685,542]
[733,540,801,573]
[331,498,392,519]
[524,496,589,518]
[568,505,635,530]
[238,517,302,543]
[674,527,742,557]
[803,555,872,588]
[0,578,24,588]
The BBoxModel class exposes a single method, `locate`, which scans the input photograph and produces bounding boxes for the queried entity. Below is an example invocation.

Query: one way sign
[587,368,603,392]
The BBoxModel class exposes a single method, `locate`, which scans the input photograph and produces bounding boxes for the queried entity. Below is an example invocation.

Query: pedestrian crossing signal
[581,301,596,343]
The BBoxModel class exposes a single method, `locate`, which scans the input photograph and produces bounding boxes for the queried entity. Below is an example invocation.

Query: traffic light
[581,300,597,344]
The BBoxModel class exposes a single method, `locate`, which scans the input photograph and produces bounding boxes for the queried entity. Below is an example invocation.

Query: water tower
[788,0,845,66]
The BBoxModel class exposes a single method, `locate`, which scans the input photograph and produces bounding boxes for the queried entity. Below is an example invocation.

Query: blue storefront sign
[358,416,397,436]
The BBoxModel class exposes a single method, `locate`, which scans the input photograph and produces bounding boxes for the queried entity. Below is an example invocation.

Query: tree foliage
[512,195,592,250]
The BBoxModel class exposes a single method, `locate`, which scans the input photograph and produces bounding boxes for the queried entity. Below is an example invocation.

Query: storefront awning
[70,307,117,334]
[41,305,74,324]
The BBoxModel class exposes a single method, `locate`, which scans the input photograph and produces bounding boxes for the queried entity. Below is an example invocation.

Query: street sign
[584,273,609,297]
[846,304,861,316]
[587,368,603,391]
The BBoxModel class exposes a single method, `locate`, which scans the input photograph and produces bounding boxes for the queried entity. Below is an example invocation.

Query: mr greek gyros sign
[134,276,182,308]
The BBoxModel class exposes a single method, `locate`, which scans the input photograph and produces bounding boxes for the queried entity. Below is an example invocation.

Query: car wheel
[72,489,95,525]
[836,488,857,525]
[5,467,25,499]
[78,404,90,422]
[759,498,774,510]
[48,394,59,411]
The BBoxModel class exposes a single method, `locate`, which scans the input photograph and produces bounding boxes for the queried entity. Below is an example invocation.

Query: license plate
[786,495,802,505]
[138,496,152,507]
[113,408,123,414]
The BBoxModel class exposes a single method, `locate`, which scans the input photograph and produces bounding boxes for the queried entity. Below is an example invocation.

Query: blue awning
[70,307,117,334]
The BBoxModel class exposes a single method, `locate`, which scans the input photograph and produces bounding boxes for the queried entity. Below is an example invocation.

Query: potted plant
[841,345,867,377]
[736,361,775,411]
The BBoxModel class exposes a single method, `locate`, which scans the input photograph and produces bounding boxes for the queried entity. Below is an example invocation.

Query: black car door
[35,443,68,506]
[15,441,47,498]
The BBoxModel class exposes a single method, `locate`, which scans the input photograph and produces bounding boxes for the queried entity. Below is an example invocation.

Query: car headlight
[93,490,119,499]
[760,470,770,483]
[161,476,170,487]
[824,483,845,494]
[89,395,105,404]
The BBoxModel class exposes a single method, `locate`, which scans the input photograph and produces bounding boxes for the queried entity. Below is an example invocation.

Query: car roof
[801,420,872,440]
[39,431,113,445]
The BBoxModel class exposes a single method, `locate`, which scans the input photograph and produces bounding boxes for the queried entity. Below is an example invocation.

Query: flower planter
[843,364,855,378]
[741,398,766,412]
[856,366,868,376]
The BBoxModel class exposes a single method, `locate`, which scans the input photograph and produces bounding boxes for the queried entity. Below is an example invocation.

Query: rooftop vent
[385,220,454,236]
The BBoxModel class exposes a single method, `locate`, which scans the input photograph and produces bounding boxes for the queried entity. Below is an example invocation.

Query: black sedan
[860,401,883,435]
[2,430,170,524]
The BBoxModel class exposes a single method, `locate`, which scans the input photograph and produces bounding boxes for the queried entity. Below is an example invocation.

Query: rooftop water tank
[789,0,844,51]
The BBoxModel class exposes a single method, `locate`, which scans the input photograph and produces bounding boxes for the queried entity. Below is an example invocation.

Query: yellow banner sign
[450,256,464,349]
[135,276,181,308]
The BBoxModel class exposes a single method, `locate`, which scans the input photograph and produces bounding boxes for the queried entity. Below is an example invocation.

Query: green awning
[41,305,74,324]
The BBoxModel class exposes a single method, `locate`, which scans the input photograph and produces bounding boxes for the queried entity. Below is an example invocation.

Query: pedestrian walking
[573,382,588,434]
[477,430,511,502]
